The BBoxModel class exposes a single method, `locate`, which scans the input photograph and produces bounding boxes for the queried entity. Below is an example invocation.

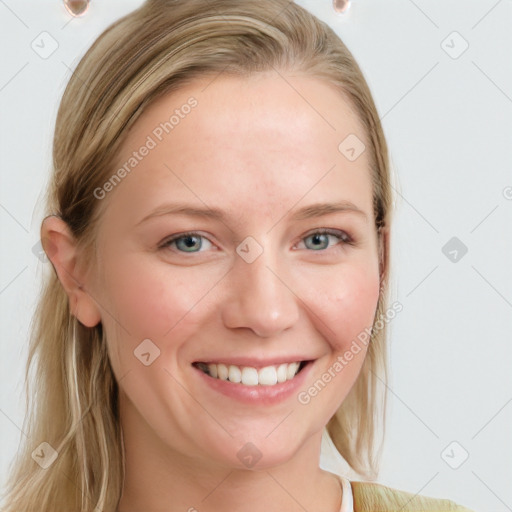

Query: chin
[209,433,306,471]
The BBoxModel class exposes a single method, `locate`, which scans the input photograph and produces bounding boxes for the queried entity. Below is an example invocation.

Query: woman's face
[87,71,382,470]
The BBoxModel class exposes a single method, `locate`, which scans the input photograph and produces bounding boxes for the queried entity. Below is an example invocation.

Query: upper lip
[193,356,315,369]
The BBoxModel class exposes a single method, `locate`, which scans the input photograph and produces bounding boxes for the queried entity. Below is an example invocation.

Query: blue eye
[300,229,354,251]
[161,232,213,253]
[159,229,353,254]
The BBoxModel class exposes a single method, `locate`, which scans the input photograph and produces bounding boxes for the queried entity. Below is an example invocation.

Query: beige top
[334,474,475,512]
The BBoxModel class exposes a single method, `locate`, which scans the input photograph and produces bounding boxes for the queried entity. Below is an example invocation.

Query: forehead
[99,71,373,229]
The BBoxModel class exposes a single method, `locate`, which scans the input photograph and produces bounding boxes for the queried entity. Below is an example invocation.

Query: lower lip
[192,361,314,405]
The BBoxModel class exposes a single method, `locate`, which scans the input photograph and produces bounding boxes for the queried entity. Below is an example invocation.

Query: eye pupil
[178,235,201,251]
[306,233,329,250]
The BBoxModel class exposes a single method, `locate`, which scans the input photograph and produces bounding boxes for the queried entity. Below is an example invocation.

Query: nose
[221,244,300,338]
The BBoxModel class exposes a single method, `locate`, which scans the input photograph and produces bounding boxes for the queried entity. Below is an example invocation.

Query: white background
[1,1,511,511]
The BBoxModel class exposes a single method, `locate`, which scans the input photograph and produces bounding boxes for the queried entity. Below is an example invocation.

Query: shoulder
[350,480,476,512]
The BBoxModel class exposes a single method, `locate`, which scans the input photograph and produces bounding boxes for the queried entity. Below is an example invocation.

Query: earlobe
[40,215,102,328]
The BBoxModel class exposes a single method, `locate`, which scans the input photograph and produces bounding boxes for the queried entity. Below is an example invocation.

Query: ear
[40,215,101,328]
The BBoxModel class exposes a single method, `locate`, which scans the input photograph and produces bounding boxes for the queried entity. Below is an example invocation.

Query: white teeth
[228,365,242,383]
[198,361,304,386]
[217,363,228,380]
[286,362,300,380]
[241,367,259,386]
[276,363,288,383]
[208,363,218,378]
[258,366,277,386]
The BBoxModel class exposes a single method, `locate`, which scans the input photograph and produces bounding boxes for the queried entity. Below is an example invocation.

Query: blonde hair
[1,1,392,510]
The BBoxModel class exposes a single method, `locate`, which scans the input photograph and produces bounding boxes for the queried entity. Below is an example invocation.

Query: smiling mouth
[193,360,310,386]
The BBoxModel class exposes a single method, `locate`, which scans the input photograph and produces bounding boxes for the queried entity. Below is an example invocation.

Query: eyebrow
[136,200,369,226]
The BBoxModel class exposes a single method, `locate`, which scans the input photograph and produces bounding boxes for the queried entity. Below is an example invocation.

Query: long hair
[1,1,393,510]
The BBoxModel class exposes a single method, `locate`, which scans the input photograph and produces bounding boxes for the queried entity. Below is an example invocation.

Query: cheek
[301,263,380,352]
[98,257,222,409]
[100,255,222,338]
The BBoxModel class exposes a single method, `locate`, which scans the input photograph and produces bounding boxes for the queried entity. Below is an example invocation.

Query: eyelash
[159,228,355,254]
